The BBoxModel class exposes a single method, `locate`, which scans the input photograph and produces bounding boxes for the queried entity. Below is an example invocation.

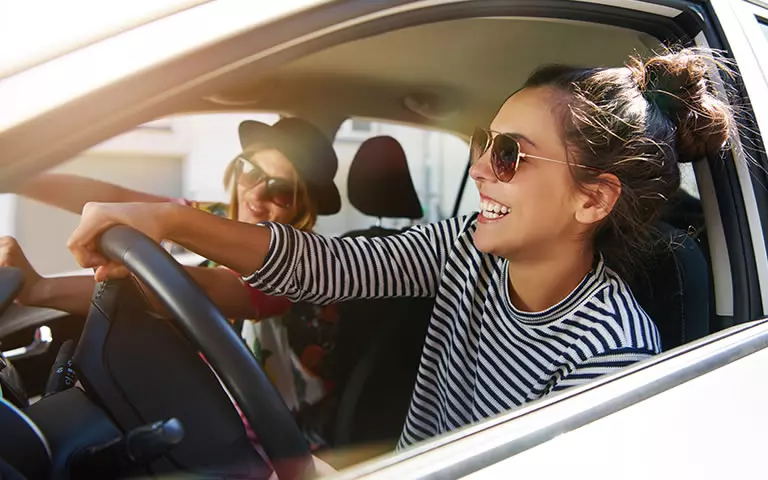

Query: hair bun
[629,48,733,162]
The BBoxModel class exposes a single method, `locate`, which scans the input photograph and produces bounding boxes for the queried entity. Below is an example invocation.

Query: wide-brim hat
[238,117,340,215]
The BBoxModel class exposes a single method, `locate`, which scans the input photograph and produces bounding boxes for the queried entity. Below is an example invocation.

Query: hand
[0,236,42,305]
[67,202,174,282]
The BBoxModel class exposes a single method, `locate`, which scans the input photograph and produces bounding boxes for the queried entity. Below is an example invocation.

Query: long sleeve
[243,217,469,305]
[549,347,655,393]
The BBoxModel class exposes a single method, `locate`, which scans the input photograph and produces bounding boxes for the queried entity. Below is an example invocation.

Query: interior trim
[694,156,734,316]
[575,0,680,17]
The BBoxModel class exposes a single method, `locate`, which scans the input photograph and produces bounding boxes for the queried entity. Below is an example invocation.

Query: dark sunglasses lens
[492,135,520,182]
[470,128,489,163]
[266,179,295,207]
[238,159,265,188]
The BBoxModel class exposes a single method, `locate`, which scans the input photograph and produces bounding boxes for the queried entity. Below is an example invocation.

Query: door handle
[2,326,53,360]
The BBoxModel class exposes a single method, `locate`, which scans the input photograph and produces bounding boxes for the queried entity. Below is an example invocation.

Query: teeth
[480,198,509,218]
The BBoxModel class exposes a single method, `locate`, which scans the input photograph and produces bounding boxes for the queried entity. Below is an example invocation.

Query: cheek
[270,205,295,224]
[495,170,576,240]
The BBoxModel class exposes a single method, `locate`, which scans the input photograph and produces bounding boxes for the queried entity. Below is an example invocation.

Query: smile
[479,197,509,220]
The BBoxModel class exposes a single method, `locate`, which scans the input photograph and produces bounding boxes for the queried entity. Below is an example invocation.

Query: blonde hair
[222,146,318,231]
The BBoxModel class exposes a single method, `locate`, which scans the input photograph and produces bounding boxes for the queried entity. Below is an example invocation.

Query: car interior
[0,6,756,479]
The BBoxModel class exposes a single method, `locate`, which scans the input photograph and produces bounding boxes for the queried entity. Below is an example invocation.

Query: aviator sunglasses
[470,127,593,182]
[233,155,296,208]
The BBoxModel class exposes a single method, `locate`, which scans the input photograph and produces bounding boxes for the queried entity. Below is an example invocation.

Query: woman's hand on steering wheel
[68,202,174,281]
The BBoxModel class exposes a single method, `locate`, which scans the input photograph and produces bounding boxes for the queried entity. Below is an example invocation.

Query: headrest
[347,136,423,219]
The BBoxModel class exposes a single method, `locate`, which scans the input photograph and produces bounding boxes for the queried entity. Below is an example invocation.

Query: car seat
[627,222,711,351]
[331,136,434,448]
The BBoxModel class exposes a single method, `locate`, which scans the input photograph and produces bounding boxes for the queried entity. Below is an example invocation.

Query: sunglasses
[470,127,589,182]
[234,155,296,208]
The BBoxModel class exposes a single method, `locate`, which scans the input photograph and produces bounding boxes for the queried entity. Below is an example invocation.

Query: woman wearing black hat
[5,117,341,448]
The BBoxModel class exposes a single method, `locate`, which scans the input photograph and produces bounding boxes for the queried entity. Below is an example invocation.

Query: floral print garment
[179,200,338,448]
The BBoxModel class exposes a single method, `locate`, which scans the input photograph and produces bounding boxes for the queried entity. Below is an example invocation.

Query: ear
[574,173,621,225]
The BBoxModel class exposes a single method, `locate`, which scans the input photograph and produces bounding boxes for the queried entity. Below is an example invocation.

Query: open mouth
[480,198,509,220]
[245,203,267,217]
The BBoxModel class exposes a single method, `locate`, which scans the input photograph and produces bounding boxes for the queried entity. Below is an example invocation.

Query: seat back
[331,137,433,448]
[628,223,710,351]
[347,136,423,220]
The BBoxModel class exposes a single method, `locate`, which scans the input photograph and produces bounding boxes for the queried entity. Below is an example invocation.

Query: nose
[469,149,495,183]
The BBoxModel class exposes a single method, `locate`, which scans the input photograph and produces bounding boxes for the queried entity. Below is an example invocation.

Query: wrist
[23,276,53,308]
[159,202,185,241]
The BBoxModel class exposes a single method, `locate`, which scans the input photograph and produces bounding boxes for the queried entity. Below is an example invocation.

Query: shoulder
[573,266,661,354]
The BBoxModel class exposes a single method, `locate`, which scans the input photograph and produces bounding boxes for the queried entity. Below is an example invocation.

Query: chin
[472,228,499,255]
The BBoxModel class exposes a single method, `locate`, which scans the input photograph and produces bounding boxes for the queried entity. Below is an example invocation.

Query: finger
[94,264,130,282]
[76,249,110,269]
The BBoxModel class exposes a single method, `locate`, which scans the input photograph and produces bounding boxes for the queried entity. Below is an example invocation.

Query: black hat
[238,117,341,215]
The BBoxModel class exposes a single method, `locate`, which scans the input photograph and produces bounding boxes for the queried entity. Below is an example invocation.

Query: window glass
[679,162,700,200]
[321,118,469,236]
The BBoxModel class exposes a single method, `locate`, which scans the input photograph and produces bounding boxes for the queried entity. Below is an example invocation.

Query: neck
[506,246,595,313]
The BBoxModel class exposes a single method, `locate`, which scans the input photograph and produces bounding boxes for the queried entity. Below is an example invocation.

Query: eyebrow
[488,129,538,148]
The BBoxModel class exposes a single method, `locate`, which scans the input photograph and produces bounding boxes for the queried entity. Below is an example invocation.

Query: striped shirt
[244,215,661,448]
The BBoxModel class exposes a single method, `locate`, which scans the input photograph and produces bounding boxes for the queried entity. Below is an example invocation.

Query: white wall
[17,153,183,275]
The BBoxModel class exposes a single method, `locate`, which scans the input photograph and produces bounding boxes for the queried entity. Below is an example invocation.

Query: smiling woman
[65,46,736,452]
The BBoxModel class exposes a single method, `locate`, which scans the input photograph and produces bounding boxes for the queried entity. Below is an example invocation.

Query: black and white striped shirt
[244,215,661,448]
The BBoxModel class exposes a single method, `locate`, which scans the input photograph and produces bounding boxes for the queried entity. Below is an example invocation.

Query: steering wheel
[94,225,313,479]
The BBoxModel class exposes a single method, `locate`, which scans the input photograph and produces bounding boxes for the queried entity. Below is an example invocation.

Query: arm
[25,276,95,317]
[1,235,287,319]
[15,173,169,214]
[67,202,464,303]
[549,347,655,394]
[21,268,288,320]
[184,267,291,319]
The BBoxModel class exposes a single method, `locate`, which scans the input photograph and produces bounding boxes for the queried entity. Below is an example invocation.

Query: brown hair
[521,47,734,278]
[222,146,318,231]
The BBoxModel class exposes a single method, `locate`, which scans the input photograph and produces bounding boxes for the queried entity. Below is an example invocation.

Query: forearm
[17,173,169,214]
[26,276,95,316]
[164,205,272,276]
[184,267,262,319]
[243,221,447,304]
[23,269,258,320]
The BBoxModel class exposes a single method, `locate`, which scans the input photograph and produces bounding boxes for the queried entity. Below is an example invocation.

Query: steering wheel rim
[99,225,313,480]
